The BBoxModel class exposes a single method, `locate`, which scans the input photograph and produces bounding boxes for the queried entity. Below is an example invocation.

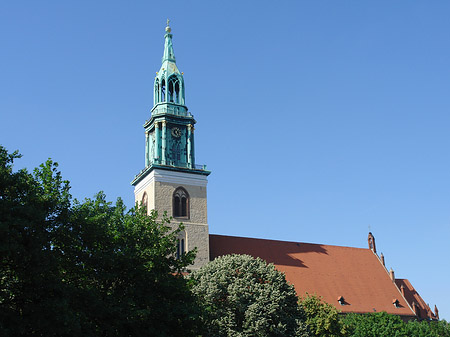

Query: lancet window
[154,79,160,103]
[176,232,186,260]
[161,79,166,102]
[141,192,148,211]
[173,187,189,218]
[168,76,180,103]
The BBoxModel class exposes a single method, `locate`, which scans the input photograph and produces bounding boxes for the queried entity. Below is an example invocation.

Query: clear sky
[1,1,449,320]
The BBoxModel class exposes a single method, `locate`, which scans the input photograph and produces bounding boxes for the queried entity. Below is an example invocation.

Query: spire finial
[162,19,175,63]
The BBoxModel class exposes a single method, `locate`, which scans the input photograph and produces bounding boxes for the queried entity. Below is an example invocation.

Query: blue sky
[1,1,449,320]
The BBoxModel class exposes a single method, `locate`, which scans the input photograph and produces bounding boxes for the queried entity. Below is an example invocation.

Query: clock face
[171,127,182,138]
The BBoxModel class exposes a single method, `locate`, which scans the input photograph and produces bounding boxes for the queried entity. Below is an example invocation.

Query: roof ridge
[209,233,369,251]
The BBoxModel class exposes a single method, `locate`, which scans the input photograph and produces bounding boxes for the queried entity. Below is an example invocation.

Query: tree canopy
[0,146,200,336]
[190,253,310,337]
[342,312,450,337]
[299,294,346,337]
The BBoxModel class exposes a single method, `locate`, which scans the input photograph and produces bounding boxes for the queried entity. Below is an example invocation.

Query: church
[131,22,438,321]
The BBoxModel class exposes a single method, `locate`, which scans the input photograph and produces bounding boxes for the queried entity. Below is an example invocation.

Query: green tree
[343,311,450,337]
[403,319,450,337]
[190,254,310,337]
[61,194,201,337]
[0,146,201,336]
[299,294,346,337]
[0,148,75,336]
[343,312,406,337]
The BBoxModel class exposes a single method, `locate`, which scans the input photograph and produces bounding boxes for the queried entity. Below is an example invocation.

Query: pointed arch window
[176,239,185,259]
[173,187,189,218]
[176,231,186,259]
[141,192,148,212]
[161,79,166,102]
[168,76,180,104]
[154,79,160,103]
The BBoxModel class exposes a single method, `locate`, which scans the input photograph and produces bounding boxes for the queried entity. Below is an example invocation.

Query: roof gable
[395,278,436,320]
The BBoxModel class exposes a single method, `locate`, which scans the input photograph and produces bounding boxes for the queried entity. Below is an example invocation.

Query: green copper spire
[162,19,176,63]
[154,20,186,107]
[131,21,210,189]
[140,19,199,171]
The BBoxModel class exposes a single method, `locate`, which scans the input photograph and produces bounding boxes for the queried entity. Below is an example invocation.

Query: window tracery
[173,187,189,218]
[168,76,180,103]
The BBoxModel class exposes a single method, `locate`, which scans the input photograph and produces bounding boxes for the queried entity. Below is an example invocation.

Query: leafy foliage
[0,148,73,336]
[300,294,346,337]
[190,254,310,337]
[299,294,450,337]
[0,146,201,336]
[404,319,450,337]
[343,312,450,337]
[343,312,405,337]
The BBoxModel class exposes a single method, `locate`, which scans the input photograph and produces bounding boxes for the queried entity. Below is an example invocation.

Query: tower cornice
[144,113,196,130]
[131,163,211,187]
[150,102,191,119]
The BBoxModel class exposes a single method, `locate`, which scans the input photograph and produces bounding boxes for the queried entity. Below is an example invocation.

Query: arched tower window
[176,230,186,260]
[168,76,180,103]
[175,80,180,103]
[141,192,148,212]
[154,79,160,104]
[161,79,166,102]
[173,187,189,218]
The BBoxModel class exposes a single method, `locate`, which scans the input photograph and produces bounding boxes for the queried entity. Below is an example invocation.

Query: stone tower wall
[133,168,209,270]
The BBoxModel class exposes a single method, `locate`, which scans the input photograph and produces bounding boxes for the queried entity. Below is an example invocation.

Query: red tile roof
[395,278,437,320]
[209,234,416,316]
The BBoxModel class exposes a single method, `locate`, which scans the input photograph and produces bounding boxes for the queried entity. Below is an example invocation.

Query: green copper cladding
[154,21,186,108]
[162,20,176,63]
[131,21,210,187]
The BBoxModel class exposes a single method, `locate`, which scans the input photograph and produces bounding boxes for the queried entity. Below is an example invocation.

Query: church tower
[131,21,211,269]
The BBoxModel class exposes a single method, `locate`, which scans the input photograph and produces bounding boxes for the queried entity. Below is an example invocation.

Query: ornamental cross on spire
[165,19,172,33]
